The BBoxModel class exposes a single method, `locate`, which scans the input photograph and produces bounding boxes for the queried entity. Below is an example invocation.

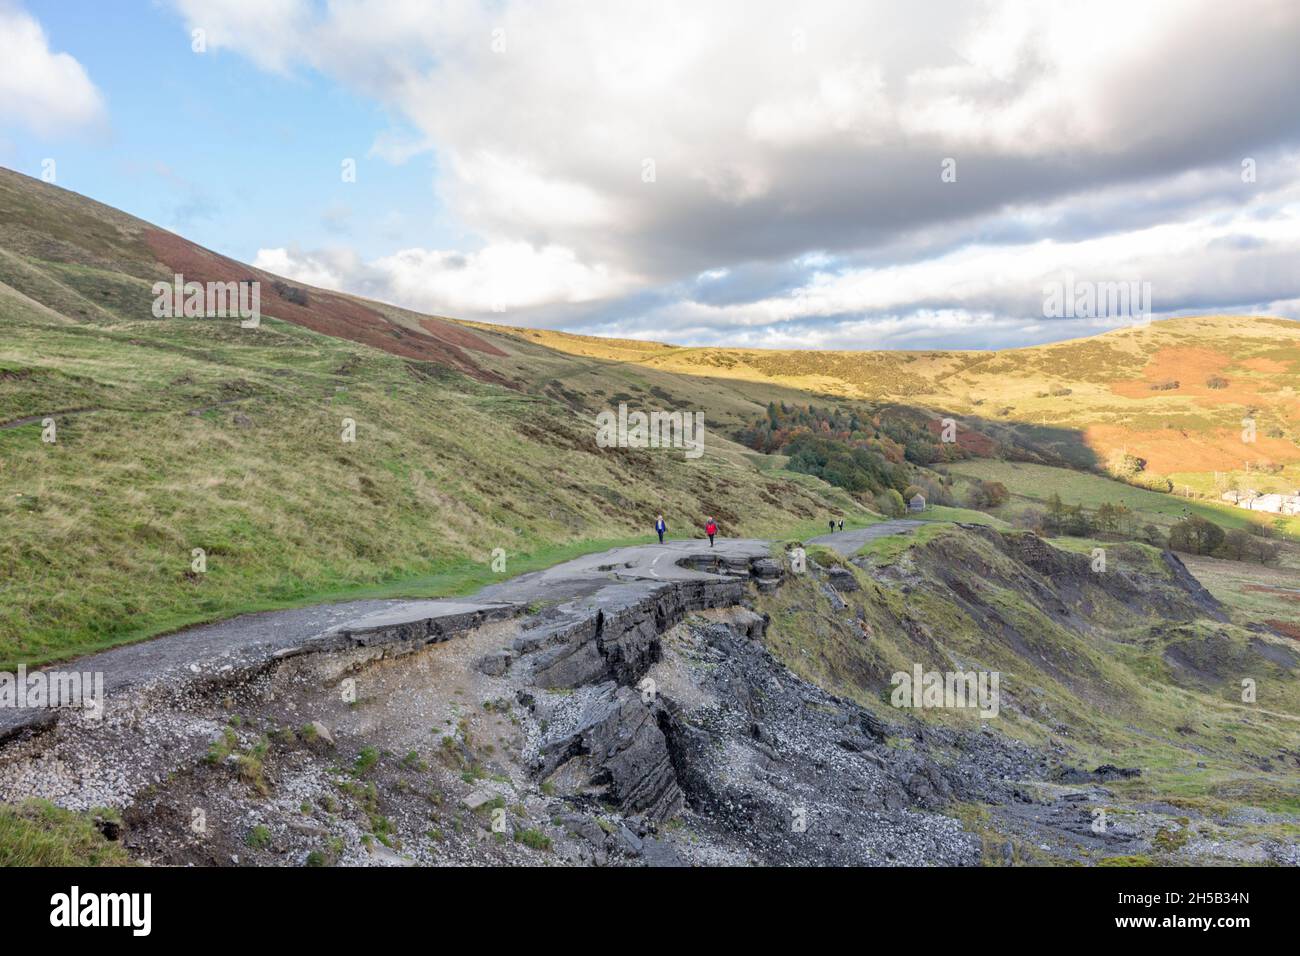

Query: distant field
[1182,553,1300,633]
[945,460,1295,536]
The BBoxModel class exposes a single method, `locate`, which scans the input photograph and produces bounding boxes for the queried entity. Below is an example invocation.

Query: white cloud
[172,0,1300,261]
[254,240,637,316]
[0,3,106,136]
[176,0,1300,344]
[252,246,353,290]
[569,185,1300,349]
[747,63,892,148]
[448,151,625,232]
[368,242,635,314]
[173,0,312,73]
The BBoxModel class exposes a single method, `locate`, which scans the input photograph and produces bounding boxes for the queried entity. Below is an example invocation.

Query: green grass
[1049,537,1169,573]
[851,509,1007,563]
[946,460,1282,534]
[514,827,552,851]
[0,292,866,666]
[1178,551,1300,638]
[352,747,380,777]
[0,801,131,866]
[855,523,951,563]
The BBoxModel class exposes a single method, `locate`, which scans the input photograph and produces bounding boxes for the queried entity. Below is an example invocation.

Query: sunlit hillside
[482,315,1300,496]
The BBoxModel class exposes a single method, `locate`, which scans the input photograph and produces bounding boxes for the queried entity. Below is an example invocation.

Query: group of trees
[1105,450,1174,492]
[875,488,907,517]
[738,402,963,469]
[872,479,958,517]
[874,475,957,516]
[1170,516,1282,564]
[739,403,929,501]
[1222,527,1284,564]
[1039,493,1135,537]
[1166,515,1223,555]
[1027,495,1282,564]
[878,416,963,466]
[741,402,1290,566]
[783,432,909,498]
[966,479,1009,509]
[736,403,971,507]
[738,403,896,457]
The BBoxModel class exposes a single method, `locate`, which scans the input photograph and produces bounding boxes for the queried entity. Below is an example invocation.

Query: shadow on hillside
[520,357,1104,472]
[946,410,1101,470]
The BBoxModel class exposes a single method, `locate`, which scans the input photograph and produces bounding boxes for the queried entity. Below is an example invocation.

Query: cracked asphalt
[0,523,923,737]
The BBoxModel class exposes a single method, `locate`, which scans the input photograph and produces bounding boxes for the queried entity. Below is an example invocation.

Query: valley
[0,167,1297,867]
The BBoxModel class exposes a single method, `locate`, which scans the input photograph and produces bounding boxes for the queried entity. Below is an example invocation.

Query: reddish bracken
[926,418,998,456]
[144,228,507,382]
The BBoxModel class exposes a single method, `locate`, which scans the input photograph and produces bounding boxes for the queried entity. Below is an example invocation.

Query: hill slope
[0,168,869,664]
[0,167,1294,648]
[484,315,1300,491]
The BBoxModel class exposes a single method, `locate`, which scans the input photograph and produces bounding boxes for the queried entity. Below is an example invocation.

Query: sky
[2,0,1300,350]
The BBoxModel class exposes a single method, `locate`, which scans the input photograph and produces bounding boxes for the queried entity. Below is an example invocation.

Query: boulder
[461,788,501,811]
[308,721,335,746]
[641,836,686,867]
[475,650,515,677]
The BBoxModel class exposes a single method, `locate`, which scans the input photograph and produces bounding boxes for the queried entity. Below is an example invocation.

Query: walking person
[829,518,835,533]
[705,517,717,547]
[655,514,667,544]
[838,519,844,532]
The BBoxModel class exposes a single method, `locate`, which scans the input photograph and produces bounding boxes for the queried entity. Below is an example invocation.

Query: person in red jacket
[705,517,717,547]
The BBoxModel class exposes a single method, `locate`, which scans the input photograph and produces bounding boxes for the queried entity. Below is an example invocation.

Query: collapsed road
[6,518,1266,867]
[0,520,1022,866]
[0,523,925,742]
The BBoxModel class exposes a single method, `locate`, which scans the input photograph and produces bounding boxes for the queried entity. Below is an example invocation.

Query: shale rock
[536,682,684,821]
[827,565,860,592]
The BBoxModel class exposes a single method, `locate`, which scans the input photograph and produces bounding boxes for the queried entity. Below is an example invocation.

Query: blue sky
[3,0,1300,350]
[3,1,464,262]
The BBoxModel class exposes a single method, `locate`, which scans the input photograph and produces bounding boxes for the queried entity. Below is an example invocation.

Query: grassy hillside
[0,291,878,664]
[0,168,876,666]
[942,460,1300,633]
[1,168,1297,867]
[945,459,1294,534]
[2,165,1296,672]
[485,315,1300,497]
